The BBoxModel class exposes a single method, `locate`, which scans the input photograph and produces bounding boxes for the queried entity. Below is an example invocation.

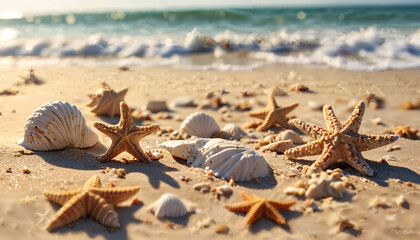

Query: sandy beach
[0,64,419,239]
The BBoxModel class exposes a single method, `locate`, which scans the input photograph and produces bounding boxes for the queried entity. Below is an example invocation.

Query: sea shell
[213,123,249,140]
[180,112,220,138]
[307,101,324,111]
[160,138,270,181]
[87,82,128,117]
[263,140,294,153]
[148,193,188,218]
[306,172,346,199]
[18,101,99,151]
[171,96,196,108]
[277,130,305,144]
[146,100,168,113]
[263,86,287,96]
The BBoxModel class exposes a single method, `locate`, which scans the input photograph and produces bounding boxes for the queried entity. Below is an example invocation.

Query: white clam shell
[180,112,220,138]
[160,138,269,181]
[218,123,249,140]
[18,101,98,151]
[148,193,188,218]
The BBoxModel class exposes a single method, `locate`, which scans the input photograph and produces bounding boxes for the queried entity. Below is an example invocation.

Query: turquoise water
[1,5,420,71]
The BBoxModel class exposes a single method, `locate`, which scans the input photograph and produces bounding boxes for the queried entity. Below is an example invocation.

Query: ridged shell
[263,140,294,153]
[87,82,128,117]
[214,123,249,140]
[18,101,99,151]
[277,130,305,144]
[160,138,270,181]
[148,193,188,218]
[180,112,220,138]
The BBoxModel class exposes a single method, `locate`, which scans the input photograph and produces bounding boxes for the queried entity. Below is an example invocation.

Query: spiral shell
[160,138,269,181]
[148,193,188,218]
[277,130,305,144]
[18,101,98,151]
[180,112,220,138]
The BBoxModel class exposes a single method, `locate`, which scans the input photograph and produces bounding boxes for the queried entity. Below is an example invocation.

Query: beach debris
[277,130,305,144]
[241,120,261,130]
[330,216,356,233]
[180,112,220,138]
[306,172,346,199]
[18,101,99,151]
[132,109,152,121]
[212,123,250,140]
[93,101,160,163]
[394,195,407,208]
[117,66,130,71]
[22,195,36,204]
[17,68,44,85]
[380,155,399,162]
[212,185,233,199]
[285,186,306,197]
[385,145,401,152]
[214,224,229,234]
[393,125,418,139]
[298,199,320,214]
[370,117,384,126]
[288,83,309,92]
[0,88,18,96]
[285,101,398,176]
[224,192,295,226]
[160,138,270,181]
[171,96,196,108]
[307,101,323,111]
[179,175,192,182]
[190,218,214,233]
[235,100,251,111]
[146,100,168,113]
[87,82,128,117]
[114,168,127,178]
[398,98,420,110]
[240,91,254,97]
[155,112,171,120]
[263,86,287,96]
[145,150,164,160]
[193,183,211,193]
[43,175,140,232]
[184,28,216,50]
[6,168,12,173]
[228,177,236,186]
[368,196,389,208]
[22,166,31,174]
[148,193,188,218]
[262,140,294,153]
[248,96,299,131]
[363,92,385,109]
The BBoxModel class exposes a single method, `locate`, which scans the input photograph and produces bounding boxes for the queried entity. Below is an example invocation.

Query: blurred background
[0,0,420,71]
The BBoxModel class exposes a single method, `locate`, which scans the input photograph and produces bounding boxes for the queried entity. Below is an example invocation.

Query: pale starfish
[284,101,398,176]
[87,82,129,117]
[224,192,295,226]
[248,96,299,131]
[43,175,139,232]
[94,101,160,163]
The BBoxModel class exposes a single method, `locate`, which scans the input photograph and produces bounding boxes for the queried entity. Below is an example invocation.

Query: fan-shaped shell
[214,123,249,140]
[277,130,305,144]
[180,112,220,138]
[160,138,270,181]
[148,193,188,218]
[18,101,99,151]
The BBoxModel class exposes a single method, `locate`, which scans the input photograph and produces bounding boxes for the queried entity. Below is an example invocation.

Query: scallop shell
[180,112,220,138]
[148,193,188,218]
[160,138,270,181]
[277,130,305,144]
[263,140,294,153]
[18,101,99,151]
[213,123,249,140]
[87,82,128,117]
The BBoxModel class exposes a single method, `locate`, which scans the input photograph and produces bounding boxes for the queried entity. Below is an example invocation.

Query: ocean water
[1,6,420,71]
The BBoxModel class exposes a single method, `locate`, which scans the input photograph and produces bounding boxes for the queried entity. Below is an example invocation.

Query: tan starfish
[284,101,398,176]
[94,101,160,163]
[43,175,139,232]
[87,82,129,117]
[224,192,295,226]
[248,96,299,131]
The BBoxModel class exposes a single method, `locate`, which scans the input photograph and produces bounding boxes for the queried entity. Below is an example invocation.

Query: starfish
[284,101,398,176]
[248,96,298,131]
[87,82,129,117]
[94,101,160,163]
[224,192,295,226]
[43,175,139,232]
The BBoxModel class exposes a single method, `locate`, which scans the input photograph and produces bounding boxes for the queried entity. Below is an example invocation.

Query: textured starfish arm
[98,141,123,162]
[43,189,81,206]
[224,201,258,213]
[89,187,140,205]
[94,122,121,138]
[118,101,131,128]
[267,96,279,111]
[46,192,89,232]
[308,143,337,174]
[248,110,269,120]
[264,204,287,225]
[126,138,152,163]
[257,111,289,131]
[342,142,374,176]
[280,102,299,115]
[284,140,324,158]
[132,124,160,138]
[245,203,264,225]
[341,101,365,134]
[268,200,296,211]
[241,192,258,201]
[323,105,342,131]
[87,193,120,228]
[292,119,327,140]
[349,134,398,152]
